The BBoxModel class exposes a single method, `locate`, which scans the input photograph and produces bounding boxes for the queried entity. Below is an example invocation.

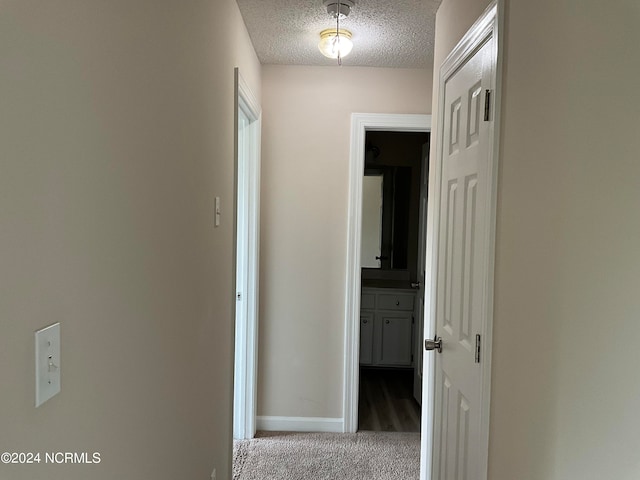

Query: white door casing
[421,2,501,479]
[343,113,431,433]
[233,69,262,440]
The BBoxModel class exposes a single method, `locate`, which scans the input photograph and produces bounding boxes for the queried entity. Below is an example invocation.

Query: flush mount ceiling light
[318,0,355,65]
[318,28,353,60]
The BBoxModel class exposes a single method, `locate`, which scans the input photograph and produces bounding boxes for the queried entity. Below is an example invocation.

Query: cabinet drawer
[377,293,414,311]
[361,293,376,310]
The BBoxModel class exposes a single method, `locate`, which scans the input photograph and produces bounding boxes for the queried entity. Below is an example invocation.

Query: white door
[425,7,498,479]
[233,70,261,441]
[234,108,250,440]
[413,142,430,405]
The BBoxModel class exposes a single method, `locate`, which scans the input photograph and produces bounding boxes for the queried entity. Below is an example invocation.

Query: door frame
[233,68,262,440]
[343,113,431,433]
[420,2,502,478]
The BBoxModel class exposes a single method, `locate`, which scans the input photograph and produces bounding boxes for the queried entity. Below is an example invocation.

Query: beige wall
[0,1,260,480]
[258,65,432,418]
[434,0,640,478]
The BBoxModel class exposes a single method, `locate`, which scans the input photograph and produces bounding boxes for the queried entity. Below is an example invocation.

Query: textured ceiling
[235,0,442,68]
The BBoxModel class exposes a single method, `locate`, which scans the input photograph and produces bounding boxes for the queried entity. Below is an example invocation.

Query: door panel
[437,375,451,480]
[460,176,478,347]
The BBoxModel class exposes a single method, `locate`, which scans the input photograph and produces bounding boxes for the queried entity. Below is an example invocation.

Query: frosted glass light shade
[318,29,353,59]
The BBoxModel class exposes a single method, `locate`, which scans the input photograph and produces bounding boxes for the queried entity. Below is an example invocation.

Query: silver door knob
[411,282,421,289]
[424,336,442,353]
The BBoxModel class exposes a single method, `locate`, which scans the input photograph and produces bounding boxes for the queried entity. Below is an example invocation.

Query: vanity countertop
[361,279,414,289]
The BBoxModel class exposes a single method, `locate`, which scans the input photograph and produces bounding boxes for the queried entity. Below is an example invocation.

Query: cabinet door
[359,311,374,365]
[375,311,413,366]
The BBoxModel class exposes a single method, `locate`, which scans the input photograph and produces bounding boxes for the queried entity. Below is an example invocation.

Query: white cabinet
[359,311,374,365]
[376,311,413,365]
[360,288,415,367]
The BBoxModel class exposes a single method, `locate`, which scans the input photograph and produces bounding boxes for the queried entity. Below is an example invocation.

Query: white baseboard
[256,416,344,433]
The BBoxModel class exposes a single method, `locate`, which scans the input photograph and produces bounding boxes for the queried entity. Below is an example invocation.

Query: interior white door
[234,108,250,439]
[429,34,495,480]
[413,142,430,405]
[233,70,262,442]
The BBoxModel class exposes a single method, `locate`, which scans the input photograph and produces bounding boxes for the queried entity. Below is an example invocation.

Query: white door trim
[420,2,502,478]
[233,68,262,440]
[343,113,431,433]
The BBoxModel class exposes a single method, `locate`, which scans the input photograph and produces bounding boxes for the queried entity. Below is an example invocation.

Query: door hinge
[483,89,492,121]
[475,334,481,363]
[412,315,415,324]
[411,353,414,363]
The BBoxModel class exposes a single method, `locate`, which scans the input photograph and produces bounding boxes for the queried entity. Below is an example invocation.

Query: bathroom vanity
[359,287,416,367]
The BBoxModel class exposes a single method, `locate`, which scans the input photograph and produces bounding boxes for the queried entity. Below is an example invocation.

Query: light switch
[35,322,60,407]
[214,196,221,227]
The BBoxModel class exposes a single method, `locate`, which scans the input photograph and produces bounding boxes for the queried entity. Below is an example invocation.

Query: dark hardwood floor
[358,368,421,432]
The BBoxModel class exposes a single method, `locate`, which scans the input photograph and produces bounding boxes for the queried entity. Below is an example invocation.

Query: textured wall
[431,0,640,479]
[0,1,260,479]
[258,65,432,419]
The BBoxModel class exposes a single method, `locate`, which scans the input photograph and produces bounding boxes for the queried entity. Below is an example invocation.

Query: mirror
[359,131,429,282]
[361,167,412,270]
[361,174,383,268]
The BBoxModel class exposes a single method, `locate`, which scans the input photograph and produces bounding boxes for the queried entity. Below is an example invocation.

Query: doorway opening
[358,130,430,432]
[343,113,431,435]
[233,69,261,440]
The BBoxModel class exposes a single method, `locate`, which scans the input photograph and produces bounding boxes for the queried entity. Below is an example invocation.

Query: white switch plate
[35,322,61,407]
[214,196,221,227]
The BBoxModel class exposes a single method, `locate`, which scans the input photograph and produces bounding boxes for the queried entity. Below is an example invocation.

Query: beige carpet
[233,431,420,480]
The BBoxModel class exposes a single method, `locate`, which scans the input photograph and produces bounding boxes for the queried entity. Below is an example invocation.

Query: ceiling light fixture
[318,28,353,60]
[318,0,355,65]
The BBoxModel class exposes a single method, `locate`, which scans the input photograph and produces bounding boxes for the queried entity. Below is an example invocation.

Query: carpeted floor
[233,431,420,480]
